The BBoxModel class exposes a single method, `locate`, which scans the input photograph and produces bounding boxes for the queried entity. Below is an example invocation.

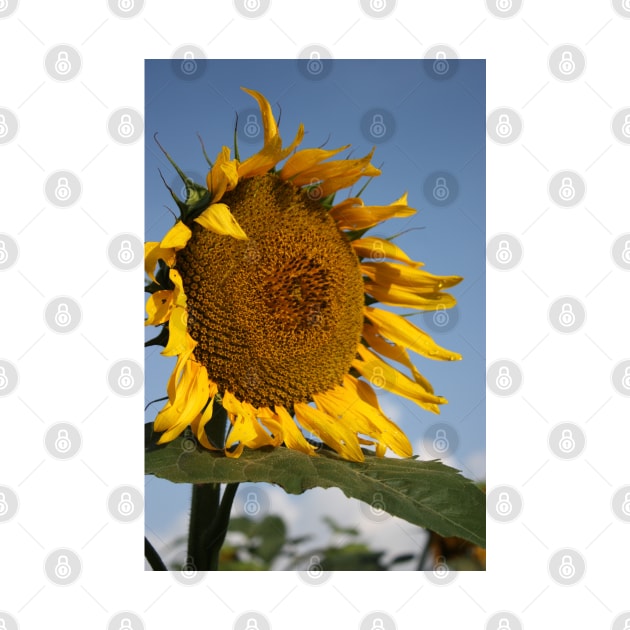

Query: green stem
[206,483,240,570]
[187,483,220,570]
[145,537,168,571]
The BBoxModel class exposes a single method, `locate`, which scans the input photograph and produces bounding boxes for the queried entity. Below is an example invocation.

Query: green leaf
[145,425,485,548]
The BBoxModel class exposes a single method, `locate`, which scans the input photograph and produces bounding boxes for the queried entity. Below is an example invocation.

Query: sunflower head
[145,87,462,463]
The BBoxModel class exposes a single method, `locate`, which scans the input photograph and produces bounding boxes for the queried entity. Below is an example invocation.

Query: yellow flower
[145,87,462,463]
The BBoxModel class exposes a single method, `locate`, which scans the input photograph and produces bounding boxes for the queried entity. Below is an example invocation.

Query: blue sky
[144,59,485,567]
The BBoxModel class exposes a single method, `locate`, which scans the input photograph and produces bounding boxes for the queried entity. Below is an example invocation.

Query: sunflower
[145,87,462,463]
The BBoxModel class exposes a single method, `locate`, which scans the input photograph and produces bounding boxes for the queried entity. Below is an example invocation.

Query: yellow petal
[223,392,276,456]
[352,344,445,413]
[362,323,435,394]
[145,289,174,326]
[364,307,461,361]
[364,282,457,310]
[237,124,305,179]
[280,145,349,181]
[294,402,364,462]
[155,355,208,443]
[274,405,317,455]
[351,237,422,267]
[144,242,175,282]
[190,379,219,450]
[314,383,412,458]
[289,147,379,188]
[207,146,239,203]
[162,306,190,356]
[241,87,278,144]
[195,203,248,240]
[361,261,462,291]
[330,195,415,231]
[161,221,192,249]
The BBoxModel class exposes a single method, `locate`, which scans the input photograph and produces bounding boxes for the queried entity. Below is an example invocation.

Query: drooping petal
[288,147,379,188]
[330,193,416,230]
[274,405,317,455]
[294,402,364,462]
[194,203,248,240]
[280,145,349,181]
[361,261,462,291]
[364,307,462,361]
[352,344,445,413]
[162,306,190,356]
[190,379,219,450]
[351,237,422,267]
[144,242,175,281]
[155,354,209,443]
[364,282,457,310]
